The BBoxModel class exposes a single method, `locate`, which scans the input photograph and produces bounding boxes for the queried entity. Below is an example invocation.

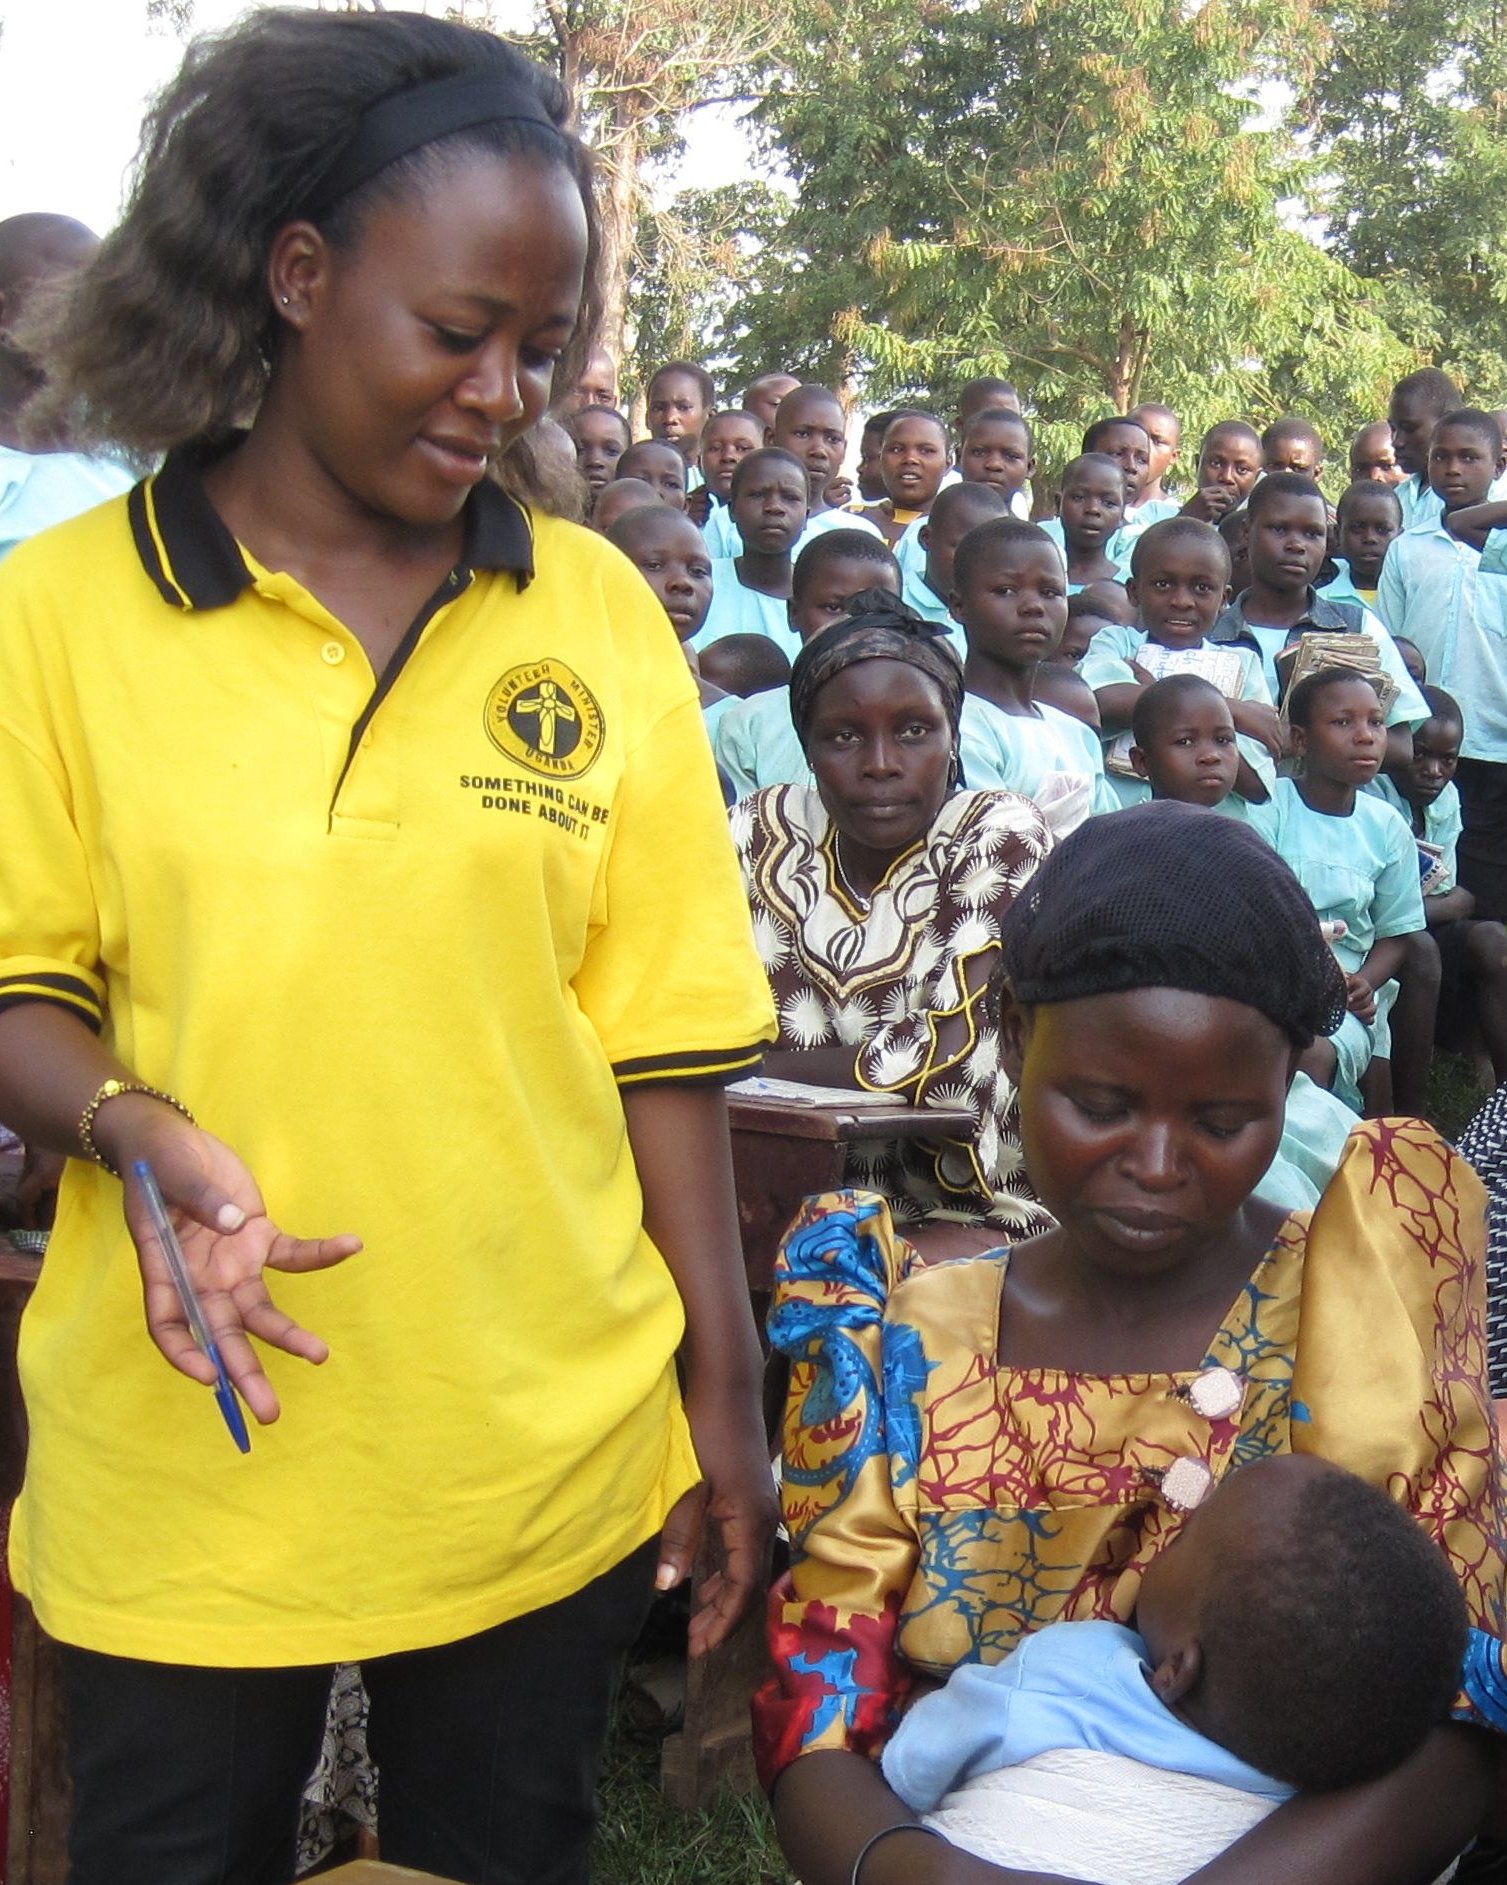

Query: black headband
[298,74,565,222]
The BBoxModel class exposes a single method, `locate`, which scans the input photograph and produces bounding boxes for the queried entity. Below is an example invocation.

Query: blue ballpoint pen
[133,1159,252,1454]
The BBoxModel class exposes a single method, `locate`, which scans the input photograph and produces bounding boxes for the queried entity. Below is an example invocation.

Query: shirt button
[321,641,345,665]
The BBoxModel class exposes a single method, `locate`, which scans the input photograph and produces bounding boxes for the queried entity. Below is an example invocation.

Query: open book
[1106,643,1247,777]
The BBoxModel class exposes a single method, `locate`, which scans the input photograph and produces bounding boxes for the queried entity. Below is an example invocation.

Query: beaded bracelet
[850,1821,945,1885]
[77,1078,195,1178]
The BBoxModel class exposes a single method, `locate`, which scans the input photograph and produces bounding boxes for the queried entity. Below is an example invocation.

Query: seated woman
[731,590,1054,1237]
[757,803,1507,1885]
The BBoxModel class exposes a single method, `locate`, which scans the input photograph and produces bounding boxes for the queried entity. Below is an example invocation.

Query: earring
[947,748,961,790]
[279,295,290,306]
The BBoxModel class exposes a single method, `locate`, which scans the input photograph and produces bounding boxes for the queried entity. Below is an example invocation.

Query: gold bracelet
[77,1079,195,1179]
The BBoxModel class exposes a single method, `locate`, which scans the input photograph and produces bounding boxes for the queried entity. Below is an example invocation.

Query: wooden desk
[727,1094,976,1296]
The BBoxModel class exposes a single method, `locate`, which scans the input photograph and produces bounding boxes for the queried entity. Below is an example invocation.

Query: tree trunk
[596,100,644,367]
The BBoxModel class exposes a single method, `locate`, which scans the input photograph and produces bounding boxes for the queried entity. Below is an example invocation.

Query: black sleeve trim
[128,481,187,610]
[0,977,104,1032]
[613,1043,767,1088]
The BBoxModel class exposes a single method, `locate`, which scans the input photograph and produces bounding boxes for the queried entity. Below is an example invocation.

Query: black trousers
[58,1539,657,1885]
[1457,757,1507,923]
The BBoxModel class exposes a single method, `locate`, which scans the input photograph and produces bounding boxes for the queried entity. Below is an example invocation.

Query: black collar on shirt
[1208,586,1366,648]
[127,435,536,611]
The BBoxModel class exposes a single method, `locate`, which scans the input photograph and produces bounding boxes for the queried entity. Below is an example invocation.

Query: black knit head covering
[789,589,965,752]
[1000,802,1348,1047]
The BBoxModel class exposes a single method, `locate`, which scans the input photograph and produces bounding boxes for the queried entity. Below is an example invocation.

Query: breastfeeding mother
[731,591,1054,1239]
[0,12,773,1884]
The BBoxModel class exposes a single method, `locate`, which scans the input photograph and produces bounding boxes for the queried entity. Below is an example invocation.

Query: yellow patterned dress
[753,1118,1507,1786]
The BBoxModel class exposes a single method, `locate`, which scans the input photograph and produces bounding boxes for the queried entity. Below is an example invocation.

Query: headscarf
[788,589,965,752]
[1000,801,1348,1048]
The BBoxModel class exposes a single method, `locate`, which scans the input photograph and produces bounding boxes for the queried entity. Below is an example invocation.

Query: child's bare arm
[1426,886,1475,927]
[1093,680,1143,733]
[1445,498,1507,552]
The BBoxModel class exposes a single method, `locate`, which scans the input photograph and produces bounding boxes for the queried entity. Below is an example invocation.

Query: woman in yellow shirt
[0,12,774,1883]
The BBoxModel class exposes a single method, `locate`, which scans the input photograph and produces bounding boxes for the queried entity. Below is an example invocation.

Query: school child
[698,633,792,700]
[1373,686,1507,1090]
[1378,408,1507,919]
[693,446,808,659]
[1217,502,1251,594]
[1350,419,1403,485]
[604,504,719,704]
[1396,636,1427,685]
[1209,473,1426,755]
[854,410,950,547]
[1082,415,1152,516]
[853,409,897,503]
[1270,668,1425,1110]
[1261,416,1325,478]
[956,375,1021,433]
[713,532,902,794]
[564,404,630,509]
[694,409,765,553]
[950,518,1117,829]
[881,1455,1467,1882]
[1129,674,1241,810]
[613,439,687,508]
[1036,588,1122,727]
[1320,480,1403,610]
[1056,590,1118,667]
[1183,420,1263,523]
[910,480,1008,625]
[772,385,884,557]
[646,358,714,482]
[958,409,1034,519]
[590,476,667,534]
[742,371,800,435]
[1388,367,1463,532]
[1128,402,1184,521]
[1080,518,1279,808]
[570,343,618,412]
[1041,453,1130,588]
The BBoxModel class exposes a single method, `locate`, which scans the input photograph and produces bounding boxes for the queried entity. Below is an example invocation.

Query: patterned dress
[752,1119,1507,1786]
[732,786,1053,1232]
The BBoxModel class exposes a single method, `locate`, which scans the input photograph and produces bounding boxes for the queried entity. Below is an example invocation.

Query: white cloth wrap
[923,1750,1459,1884]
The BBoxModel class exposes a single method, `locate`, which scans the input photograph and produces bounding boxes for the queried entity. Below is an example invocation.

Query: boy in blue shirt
[1320,480,1402,612]
[911,480,1008,625]
[1210,473,1425,762]
[694,447,809,658]
[958,409,1034,519]
[949,517,1116,829]
[1181,420,1262,525]
[1261,416,1325,479]
[1128,401,1184,522]
[1388,367,1462,533]
[1374,687,1507,1094]
[1040,454,1130,590]
[1378,408,1507,918]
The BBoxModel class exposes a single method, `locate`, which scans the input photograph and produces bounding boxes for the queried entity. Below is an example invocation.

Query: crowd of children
[565,352,1507,1124]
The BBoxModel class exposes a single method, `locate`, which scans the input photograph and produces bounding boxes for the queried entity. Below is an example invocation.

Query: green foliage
[1310,0,1507,403]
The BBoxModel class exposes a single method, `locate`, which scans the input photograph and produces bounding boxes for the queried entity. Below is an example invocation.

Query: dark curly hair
[21,8,600,510]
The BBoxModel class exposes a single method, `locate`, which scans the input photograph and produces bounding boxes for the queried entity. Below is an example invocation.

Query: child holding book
[1079,519,1279,809]
[1270,668,1425,1111]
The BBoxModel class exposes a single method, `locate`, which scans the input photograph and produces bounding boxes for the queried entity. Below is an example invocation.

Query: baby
[883,1455,1467,1885]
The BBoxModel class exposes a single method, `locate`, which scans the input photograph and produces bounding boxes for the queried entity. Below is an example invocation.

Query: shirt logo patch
[484,660,605,778]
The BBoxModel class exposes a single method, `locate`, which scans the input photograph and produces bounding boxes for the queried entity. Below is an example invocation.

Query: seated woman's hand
[97,1098,361,1425]
[1344,971,1378,1024]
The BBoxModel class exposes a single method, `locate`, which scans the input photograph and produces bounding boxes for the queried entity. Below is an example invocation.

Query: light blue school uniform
[713,686,808,797]
[1039,515,1131,591]
[690,560,802,662]
[1267,778,1424,1110]
[903,566,959,630]
[1209,590,1426,729]
[1317,557,1382,614]
[701,691,740,742]
[1398,470,1507,535]
[1377,523,1507,763]
[960,693,1119,824]
[1483,529,1507,578]
[882,1621,1292,1816]
[0,446,135,562]
[701,501,741,558]
[1108,495,1182,562]
[1368,774,1462,896]
[1080,622,1275,809]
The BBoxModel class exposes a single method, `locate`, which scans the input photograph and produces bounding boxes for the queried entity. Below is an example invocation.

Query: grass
[591,1698,791,1885]
[590,1053,1497,1883]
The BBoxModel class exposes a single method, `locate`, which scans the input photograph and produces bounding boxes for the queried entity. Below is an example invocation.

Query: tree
[724,0,1414,463]
[1308,0,1507,402]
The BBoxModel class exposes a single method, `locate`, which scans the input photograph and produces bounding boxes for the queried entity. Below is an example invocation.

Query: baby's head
[1135,1455,1467,1791]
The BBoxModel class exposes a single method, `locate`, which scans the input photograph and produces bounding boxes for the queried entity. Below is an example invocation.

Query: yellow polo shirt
[0,444,774,1666]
